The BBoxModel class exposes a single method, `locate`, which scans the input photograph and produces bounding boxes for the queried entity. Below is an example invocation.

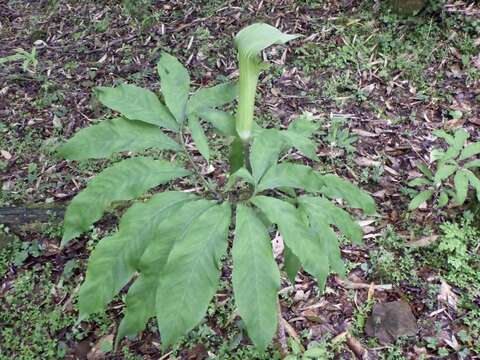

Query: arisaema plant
[59,23,376,351]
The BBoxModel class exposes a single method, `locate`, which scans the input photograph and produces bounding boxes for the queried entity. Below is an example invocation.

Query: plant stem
[242,139,252,173]
[178,128,223,202]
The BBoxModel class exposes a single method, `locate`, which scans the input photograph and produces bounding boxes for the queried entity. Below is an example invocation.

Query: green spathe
[234,23,299,141]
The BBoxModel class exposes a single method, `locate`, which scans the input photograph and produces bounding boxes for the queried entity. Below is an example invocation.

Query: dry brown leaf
[438,280,458,310]
[1,150,12,160]
[406,235,439,248]
[354,157,380,167]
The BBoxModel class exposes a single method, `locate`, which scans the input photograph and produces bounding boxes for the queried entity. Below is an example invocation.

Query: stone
[389,0,427,15]
[365,300,417,344]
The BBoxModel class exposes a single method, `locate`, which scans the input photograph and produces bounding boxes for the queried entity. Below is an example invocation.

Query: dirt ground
[1,0,480,359]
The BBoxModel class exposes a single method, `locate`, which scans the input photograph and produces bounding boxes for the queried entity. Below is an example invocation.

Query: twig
[335,276,393,291]
[346,333,369,360]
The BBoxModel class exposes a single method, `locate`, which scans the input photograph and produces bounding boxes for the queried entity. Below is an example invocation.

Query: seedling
[59,23,375,351]
[0,47,38,73]
[408,128,480,210]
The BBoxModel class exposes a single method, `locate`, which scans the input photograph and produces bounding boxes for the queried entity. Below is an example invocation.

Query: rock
[365,300,417,344]
[389,0,427,15]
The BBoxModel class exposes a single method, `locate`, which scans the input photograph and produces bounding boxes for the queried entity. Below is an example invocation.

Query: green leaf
[232,204,280,350]
[437,191,449,208]
[408,189,434,210]
[188,116,210,162]
[229,136,244,174]
[197,109,236,136]
[430,149,446,162]
[408,178,432,187]
[251,196,330,290]
[417,163,433,179]
[320,175,376,214]
[298,196,363,244]
[157,53,190,123]
[284,245,300,283]
[225,167,255,191]
[459,143,480,161]
[299,199,347,277]
[95,84,178,131]
[257,163,324,193]
[156,202,231,348]
[288,116,319,137]
[116,275,155,343]
[62,158,190,246]
[433,164,458,184]
[77,192,197,318]
[187,82,238,115]
[433,130,455,145]
[250,129,285,182]
[58,117,180,160]
[117,199,216,342]
[453,128,469,149]
[454,170,469,205]
[464,159,480,169]
[281,130,319,161]
[465,169,480,201]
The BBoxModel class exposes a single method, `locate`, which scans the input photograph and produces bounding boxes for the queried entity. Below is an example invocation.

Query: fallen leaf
[438,280,458,310]
[1,150,12,160]
[354,157,380,167]
[407,235,439,247]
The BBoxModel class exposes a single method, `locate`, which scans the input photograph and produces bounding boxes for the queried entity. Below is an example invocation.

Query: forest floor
[1,0,480,359]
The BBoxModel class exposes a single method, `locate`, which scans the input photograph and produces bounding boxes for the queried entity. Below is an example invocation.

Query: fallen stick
[335,276,393,291]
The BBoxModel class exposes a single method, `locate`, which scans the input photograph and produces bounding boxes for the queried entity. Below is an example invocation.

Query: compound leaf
[320,175,376,214]
[188,116,210,162]
[58,117,180,161]
[118,199,215,342]
[157,53,190,123]
[62,158,190,246]
[156,202,231,348]
[257,163,324,193]
[232,204,280,350]
[77,191,196,318]
[251,196,330,290]
[95,84,178,131]
[298,196,363,244]
[408,189,434,210]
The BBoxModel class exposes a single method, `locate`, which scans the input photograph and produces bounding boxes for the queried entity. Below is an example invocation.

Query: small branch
[335,276,393,291]
[276,301,288,357]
